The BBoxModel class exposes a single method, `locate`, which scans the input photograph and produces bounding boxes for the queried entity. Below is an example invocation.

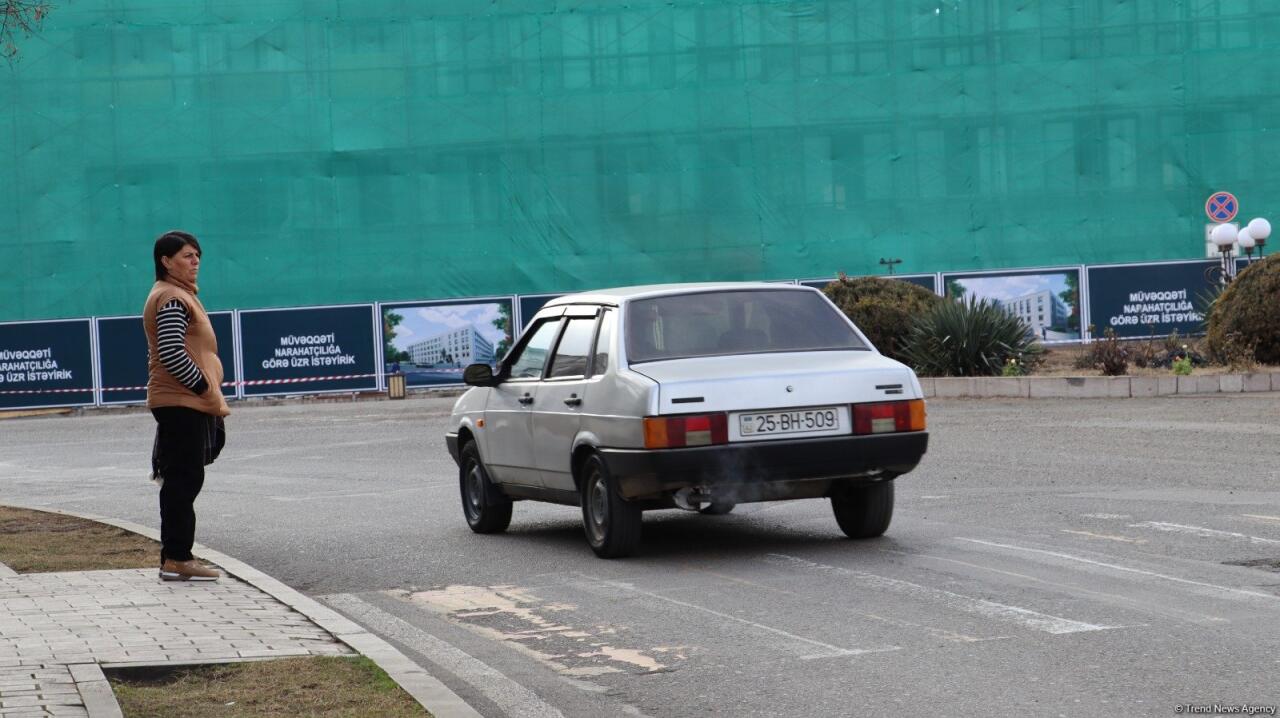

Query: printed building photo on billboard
[381,298,514,386]
[943,269,1081,342]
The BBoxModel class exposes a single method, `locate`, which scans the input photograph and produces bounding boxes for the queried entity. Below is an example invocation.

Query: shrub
[1132,342,1158,369]
[1079,328,1129,376]
[1208,332,1258,372]
[901,296,1044,377]
[822,274,942,363]
[1131,325,1160,368]
[1172,355,1193,375]
[1205,256,1280,364]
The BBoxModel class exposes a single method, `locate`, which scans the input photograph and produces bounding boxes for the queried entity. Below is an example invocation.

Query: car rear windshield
[625,289,867,363]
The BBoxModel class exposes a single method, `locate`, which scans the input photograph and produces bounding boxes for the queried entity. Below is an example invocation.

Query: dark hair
[153,230,201,281]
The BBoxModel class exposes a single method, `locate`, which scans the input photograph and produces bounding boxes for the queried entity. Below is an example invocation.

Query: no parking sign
[1205,191,1238,222]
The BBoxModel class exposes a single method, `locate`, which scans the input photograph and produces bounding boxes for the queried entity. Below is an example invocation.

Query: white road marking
[576,575,896,660]
[681,564,995,643]
[1129,522,1280,546]
[1081,513,1132,520]
[767,554,1117,635]
[322,593,569,718]
[956,538,1280,602]
[880,548,1222,626]
[1242,514,1280,524]
[1062,530,1147,544]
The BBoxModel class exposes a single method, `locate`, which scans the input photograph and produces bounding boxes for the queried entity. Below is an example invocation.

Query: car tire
[580,453,642,558]
[699,500,736,515]
[831,480,894,539]
[459,441,512,534]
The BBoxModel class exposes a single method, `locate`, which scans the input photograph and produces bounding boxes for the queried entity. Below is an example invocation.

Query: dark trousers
[151,406,207,563]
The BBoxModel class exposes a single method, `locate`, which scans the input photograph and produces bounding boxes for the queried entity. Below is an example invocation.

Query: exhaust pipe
[673,487,712,512]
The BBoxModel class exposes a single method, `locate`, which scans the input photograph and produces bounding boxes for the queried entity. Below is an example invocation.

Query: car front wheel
[580,453,642,558]
[460,441,512,534]
[831,480,894,539]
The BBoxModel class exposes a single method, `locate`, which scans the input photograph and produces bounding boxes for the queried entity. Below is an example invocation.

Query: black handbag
[204,415,226,466]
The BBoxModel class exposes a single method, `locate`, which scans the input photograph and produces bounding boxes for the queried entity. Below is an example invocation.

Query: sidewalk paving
[0,506,482,718]
[0,566,352,717]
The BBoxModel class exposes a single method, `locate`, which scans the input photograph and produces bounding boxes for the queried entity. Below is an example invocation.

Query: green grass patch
[108,656,430,718]
[0,506,159,572]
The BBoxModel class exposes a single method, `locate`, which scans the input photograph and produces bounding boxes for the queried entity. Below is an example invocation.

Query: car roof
[543,282,813,308]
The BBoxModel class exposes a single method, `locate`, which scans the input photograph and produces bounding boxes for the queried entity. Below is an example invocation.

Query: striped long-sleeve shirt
[155,299,210,395]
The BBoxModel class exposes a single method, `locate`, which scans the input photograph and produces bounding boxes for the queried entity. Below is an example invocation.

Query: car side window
[547,317,597,379]
[507,319,561,379]
[589,309,614,377]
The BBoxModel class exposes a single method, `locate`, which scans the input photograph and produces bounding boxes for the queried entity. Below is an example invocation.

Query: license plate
[732,406,848,441]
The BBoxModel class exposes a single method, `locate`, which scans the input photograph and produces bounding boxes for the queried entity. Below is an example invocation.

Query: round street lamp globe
[1238,228,1256,249]
[1247,217,1271,242]
[1210,223,1238,248]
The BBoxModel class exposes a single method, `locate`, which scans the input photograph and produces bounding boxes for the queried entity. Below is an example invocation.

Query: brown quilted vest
[142,279,231,417]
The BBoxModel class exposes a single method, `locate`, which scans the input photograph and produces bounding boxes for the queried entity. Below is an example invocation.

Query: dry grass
[0,506,159,572]
[109,656,430,718]
[1036,341,1280,377]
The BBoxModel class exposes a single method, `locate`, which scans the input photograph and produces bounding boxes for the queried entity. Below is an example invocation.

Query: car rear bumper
[599,431,928,500]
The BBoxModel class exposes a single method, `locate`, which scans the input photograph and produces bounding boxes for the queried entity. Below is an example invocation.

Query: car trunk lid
[630,351,919,414]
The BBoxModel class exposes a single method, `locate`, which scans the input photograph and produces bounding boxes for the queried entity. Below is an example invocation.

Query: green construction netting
[3,0,1280,322]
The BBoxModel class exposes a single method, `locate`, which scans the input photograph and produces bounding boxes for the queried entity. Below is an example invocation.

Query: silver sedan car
[445,282,929,558]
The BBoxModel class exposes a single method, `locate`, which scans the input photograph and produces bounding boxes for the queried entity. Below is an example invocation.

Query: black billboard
[1086,261,1216,338]
[238,305,379,397]
[0,319,95,410]
[518,294,564,330]
[96,312,237,405]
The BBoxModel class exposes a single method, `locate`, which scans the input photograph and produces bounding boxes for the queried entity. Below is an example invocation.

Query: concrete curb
[0,387,466,421]
[923,372,1280,399]
[70,663,123,718]
[0,502,482,718]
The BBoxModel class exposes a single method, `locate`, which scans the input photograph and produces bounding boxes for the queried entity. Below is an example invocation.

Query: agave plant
[901,296,1044,377]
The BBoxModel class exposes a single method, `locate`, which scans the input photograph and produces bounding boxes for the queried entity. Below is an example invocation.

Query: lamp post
[879,257,901,276]
[1210,222,1239,285]
[1238,226,1257,262]
[1209,216,1271,284]
[1247,217,1271,258]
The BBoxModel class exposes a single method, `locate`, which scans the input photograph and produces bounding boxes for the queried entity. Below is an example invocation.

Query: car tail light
[643,413,729,448]
[852,399,926,435]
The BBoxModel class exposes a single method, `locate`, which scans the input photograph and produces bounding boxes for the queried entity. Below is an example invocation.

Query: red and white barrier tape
[0,373,381,396]
[0,387,97,396]
[232,372,378,387]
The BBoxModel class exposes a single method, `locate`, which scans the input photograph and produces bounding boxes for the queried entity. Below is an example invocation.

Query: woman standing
[143,230,229,581]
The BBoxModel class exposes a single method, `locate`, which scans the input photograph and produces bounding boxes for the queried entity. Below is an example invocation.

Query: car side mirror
[463,363,498,387]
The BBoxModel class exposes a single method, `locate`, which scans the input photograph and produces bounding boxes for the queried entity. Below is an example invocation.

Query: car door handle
[518,394,534,405]
[563,394,581,407]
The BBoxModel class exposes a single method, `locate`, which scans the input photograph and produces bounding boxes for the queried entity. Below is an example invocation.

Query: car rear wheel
[460,441,512,534]
[831,480,894,538]
[580,453,642,558]
[699,500,736,515]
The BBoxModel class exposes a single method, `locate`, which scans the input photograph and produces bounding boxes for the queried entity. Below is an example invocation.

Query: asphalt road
[3,394,1280,717]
